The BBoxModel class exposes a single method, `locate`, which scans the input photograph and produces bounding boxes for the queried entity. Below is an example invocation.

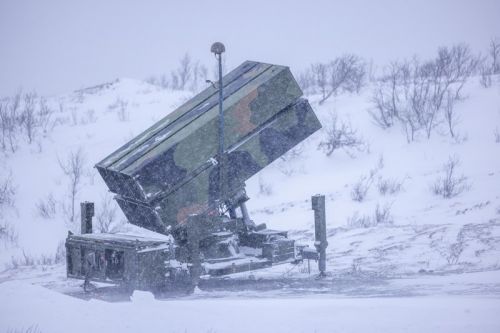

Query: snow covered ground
[1,266,500,332]
[1,73,500,332]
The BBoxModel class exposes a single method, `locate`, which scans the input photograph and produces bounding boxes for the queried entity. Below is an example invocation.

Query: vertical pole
[80,201,94,234]
[311,194,327,277]
[217,53,225,203]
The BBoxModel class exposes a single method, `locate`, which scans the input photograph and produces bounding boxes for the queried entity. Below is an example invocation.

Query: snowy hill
[1,75,500,275]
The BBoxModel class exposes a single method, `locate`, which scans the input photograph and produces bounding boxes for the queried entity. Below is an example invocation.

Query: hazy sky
[1,0,499,96]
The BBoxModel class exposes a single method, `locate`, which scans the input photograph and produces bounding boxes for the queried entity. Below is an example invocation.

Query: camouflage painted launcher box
[96,61,321,234]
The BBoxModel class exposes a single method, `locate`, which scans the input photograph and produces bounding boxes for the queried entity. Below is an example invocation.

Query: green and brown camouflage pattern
[96,61,322,236]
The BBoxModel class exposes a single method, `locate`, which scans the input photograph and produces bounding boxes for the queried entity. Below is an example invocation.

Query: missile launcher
[66,57,327,293]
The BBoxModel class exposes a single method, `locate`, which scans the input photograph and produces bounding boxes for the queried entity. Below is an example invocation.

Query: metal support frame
[311,194,327,277]
[186,214,203,285]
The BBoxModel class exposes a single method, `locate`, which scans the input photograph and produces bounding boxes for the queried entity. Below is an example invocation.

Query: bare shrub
[0,172,16,209]
[377,177,403,196]
[117,100,129,121]
[318,112,365,157]
[351,172,376,202]
[83,109,97,124]
[447,227,466,265]
[347,204,393,229]
[0,101,9,152]
[58,148,86,222]
[70,108,79,126]
[15,250,36,266]
[95,194,119,233]
[147,52,212,92]
[376,154,385,169]
[36,193,57,219]
[347,212,372,228]
[108,98,129,122]
[0,221,18,246]
[374,203,394,225]
[0,174,17,245]
[6,324,42,333]
[10,249,59,268]
[431,155,470,198]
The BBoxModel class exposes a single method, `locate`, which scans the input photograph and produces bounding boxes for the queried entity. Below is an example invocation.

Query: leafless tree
[38,97,54,135]
[147,52,212,92]
[327,55,365,97]
[425,44,478,138]
[176,53,192,90]
[494,127,500,143]
[480,65,493,88]
[369,61,409,129]
[116,99,129,122]
[315,55,366,104]
[169,71,179,90]
[443,90,460,138]
[0,101,8,151]
[107,98,129,121]
[371,44,478,141]
[21,92,38,143]
[190,62,209,93]
[490,37,500,74]
[390,65,424,143]
[0,91,22,153]
[58,148,86,222]
[318,112,365,157]
[311,63,329,101]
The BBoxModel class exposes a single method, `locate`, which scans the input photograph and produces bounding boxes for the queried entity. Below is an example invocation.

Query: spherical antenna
[211,42,225,55]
